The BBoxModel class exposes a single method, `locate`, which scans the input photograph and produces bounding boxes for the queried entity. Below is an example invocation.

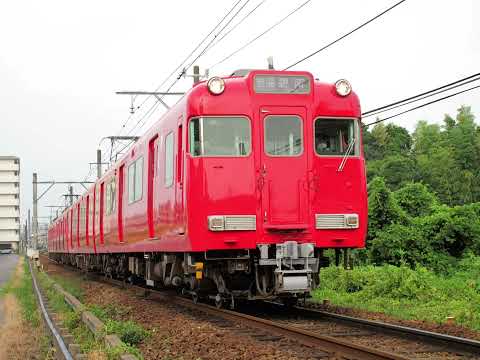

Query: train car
[48,69,367,307]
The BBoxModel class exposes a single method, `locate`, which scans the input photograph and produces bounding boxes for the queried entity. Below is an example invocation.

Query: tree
[380,155,417,190]
[367,177,407,241]
[384,124,412,157]
[393,182,437,217]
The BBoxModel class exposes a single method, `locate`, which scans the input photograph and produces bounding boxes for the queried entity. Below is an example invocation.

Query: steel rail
[42,256,480,359]
[28,260,74,360]
[98,277,407,360]
[296,306,480,354]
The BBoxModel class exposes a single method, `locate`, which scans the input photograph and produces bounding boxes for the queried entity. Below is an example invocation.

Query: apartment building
[0,156,20,251]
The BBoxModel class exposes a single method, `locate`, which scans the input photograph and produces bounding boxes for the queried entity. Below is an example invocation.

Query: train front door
[260,106,309,229]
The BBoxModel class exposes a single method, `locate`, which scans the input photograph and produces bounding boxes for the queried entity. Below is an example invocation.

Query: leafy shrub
[105,320,149,346]
[64,310,82,331]
[393,182,437,217]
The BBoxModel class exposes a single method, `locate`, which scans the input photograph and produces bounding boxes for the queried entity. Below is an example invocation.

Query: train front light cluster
[335,79,352,97]
[207,77,225,95]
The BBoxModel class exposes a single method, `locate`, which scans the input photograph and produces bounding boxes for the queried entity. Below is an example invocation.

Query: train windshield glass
[264,115,303,156]
[314,118,357,156]
[189,117,251,157]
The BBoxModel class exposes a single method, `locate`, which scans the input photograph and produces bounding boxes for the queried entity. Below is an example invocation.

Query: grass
[37,270,147,359]
[311,256,480,331]
[48,273,85,301]
[0,258,56,359]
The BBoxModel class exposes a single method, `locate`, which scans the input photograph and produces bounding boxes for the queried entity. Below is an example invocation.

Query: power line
[209,0,312,70]
[362,72,480,116]
[362,76,480,119]
[363,84,480,127]
[123,0,252,140]
[283,0,407,70]
[115,0,244,136]
[205,0,267,55]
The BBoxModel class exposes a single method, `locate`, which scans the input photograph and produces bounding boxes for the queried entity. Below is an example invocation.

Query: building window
[164,132,174,187]
[14,183,19,187]
[128,157,143,204]
[14,194,18,199]
[14,159,19,164]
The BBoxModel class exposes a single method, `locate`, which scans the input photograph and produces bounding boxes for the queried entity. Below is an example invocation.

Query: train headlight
[345,214,359,228]
[335,79,352,97]
[208,216,225,231]
[207,77,225,95]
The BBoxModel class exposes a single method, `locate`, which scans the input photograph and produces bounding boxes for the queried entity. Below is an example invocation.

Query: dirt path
[0,258,53,360]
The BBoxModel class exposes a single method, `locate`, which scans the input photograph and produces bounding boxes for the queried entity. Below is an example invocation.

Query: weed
[104,319,150,346]
[312,260,480,330]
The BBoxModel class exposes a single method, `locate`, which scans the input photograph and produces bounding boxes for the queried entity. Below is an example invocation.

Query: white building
[0,156,20,250]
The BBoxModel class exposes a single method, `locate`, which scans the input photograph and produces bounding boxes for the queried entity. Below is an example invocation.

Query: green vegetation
[316,107,480,331]
[313,257,480,330]
[37,271,147,359]
[48,273,84,301]
[359,106,480,272]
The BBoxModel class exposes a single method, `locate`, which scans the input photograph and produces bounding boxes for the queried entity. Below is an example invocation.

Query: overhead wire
[209,0,312,71]
[363,84,480,127]
[114,0,245,137]
[204,0,267,55]
[283,0,408,70]
[122,0,253,140]
[362,72,480,117]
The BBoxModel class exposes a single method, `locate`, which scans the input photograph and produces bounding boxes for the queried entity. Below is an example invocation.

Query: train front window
[189,117,251,157]
[314,118,358,156]
[264,115,303,156]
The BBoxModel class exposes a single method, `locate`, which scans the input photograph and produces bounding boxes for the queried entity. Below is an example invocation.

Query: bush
[393,182,437,217]
[105,320,149,346]
[313,260,480,330]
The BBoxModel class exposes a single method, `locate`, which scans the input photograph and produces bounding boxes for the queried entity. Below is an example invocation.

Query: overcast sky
[0,0,478,223]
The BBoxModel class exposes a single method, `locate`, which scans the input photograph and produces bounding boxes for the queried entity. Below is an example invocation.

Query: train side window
[128,157,144,204]
[164,132,174,187]
[105,180,117,215]
[264,115,303,156]
[189,117,251,157]
[314,118,357,156]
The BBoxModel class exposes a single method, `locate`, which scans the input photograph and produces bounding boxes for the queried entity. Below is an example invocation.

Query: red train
[48,69,367,307]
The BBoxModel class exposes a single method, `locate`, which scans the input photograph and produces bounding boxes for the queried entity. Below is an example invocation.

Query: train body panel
[48,69,367,303]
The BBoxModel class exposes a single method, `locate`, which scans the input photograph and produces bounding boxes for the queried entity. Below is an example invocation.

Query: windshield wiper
[337,138,356,172]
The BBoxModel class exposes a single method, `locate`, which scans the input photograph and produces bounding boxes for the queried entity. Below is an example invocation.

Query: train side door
[175,123,185,233]
[259,106,309,228]
[147,135,159,238]
[118,165,125,243]
[100,182,105,245]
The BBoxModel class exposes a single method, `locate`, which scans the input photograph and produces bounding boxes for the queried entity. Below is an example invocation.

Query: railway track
[238,302,480,359]
[42,256,480,359]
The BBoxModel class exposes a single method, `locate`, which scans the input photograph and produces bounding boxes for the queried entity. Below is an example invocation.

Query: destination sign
[254,75,310,94]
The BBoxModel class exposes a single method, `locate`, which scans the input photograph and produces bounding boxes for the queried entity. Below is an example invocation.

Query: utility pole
[32,175,94,250]
[193,65,200,84]
[69,186,74,206]
[32,173,38,250]
[97,149,102,179]
[27,209,31,248]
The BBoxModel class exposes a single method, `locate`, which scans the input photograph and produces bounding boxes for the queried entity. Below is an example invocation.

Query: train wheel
[214,294,223,309]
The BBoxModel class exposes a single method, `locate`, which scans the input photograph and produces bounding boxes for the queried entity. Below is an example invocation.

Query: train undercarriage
[50,241,326,308]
